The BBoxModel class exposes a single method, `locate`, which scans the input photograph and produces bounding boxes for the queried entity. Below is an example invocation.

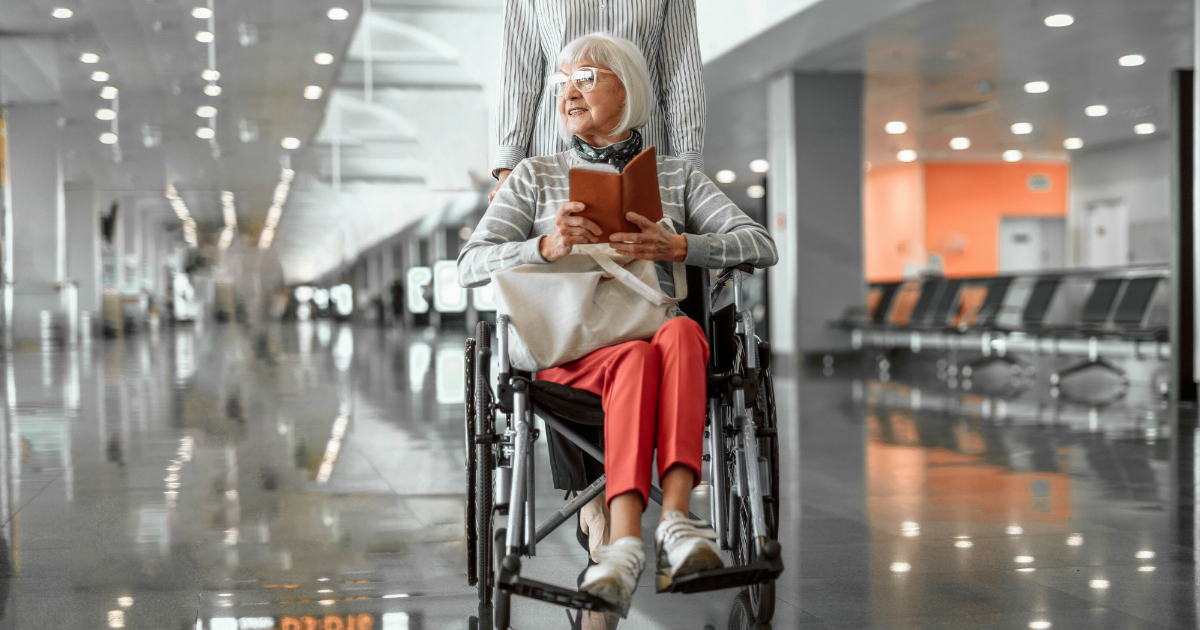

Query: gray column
[64,185,100,338]
[5,106,65,345]
[767,72,865,355]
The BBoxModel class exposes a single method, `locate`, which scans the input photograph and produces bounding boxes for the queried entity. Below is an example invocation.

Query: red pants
[537,317,709,508]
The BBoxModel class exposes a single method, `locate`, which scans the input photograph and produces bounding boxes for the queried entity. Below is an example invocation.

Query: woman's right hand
[539,201,601,262]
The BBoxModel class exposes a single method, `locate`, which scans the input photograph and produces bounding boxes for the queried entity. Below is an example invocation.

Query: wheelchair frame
[466,266,783,628]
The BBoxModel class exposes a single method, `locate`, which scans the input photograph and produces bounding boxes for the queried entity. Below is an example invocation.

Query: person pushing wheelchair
[458,33,777,616]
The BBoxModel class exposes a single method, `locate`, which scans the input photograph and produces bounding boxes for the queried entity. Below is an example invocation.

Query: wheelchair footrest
[497,557,615,613]
[656,552,784,594]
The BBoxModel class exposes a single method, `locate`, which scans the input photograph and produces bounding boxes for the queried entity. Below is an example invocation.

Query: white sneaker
[579,536,644,618]
[655,509,724,579]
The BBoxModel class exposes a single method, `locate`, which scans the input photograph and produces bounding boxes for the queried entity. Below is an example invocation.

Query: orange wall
[863,163,924,282]
[924,162,1069,277]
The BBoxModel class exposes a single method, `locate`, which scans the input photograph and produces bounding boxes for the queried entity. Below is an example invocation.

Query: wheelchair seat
[526,380,604,426]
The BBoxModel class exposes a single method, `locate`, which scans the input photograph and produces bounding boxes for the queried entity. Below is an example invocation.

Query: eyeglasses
[548,67,615,97]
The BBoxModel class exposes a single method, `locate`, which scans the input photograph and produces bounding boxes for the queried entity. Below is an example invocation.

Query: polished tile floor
[0,321,1195,629]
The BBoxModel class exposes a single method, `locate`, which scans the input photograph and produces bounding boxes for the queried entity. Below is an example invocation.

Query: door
[999,217,1066,273]
[1082,200,1129,268]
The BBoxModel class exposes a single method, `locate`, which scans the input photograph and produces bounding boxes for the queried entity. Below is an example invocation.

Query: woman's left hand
[610,212,688,262]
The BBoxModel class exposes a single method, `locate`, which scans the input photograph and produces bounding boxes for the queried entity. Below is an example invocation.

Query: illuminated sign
[432,260,466,313]
[405,267,432,314]
[279,615,374,630]
[472,284,496,312]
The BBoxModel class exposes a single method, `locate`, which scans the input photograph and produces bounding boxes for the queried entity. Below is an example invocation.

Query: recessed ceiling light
[896,149,918,162]
[99,132,118,145]
[1014,555,1035,563]
[304,85,324,100]
[52,7,74,19]
[1066,534,1084,546]
[1136,550,1156,559]
[954,540,974,548]
[749,159,769,173]
[196,127,215,139]
[281,137,301,149]
[1119,54,1145,67]
[1138,565,1156,572]
[1011,122,1033,135]
[1006,526,1024,535]
[315,52,335,65]
[1088,579,1110,589]
[91,71,110,82]
[889,562,911,573]
[95,108,116,121]
[1017,567,1037,572]
[746,185,765,199]
[1029,621,1052,630]
[80,53,99,64]
[1044,13,1074,27]
[949,137,971,150]
[327,7,350,20]
[196,31,214,43]
[196,105,217,118]
[1063,137,1084,150]
[117,597,133,607]
[204,84,223,96]
[201,69,221,81]
[715,170,736,183]
[1085,105,1108,117]
[885,121,908,134]
[1134,123,1156,135]
[192,7,213,19]
[100,86,119,99]
[1002,149,1024,162]
[1024,81,1049,94]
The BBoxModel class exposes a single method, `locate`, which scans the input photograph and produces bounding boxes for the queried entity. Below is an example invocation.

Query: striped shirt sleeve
[494,0,545,173]
[680,164,778,270]
[659,0,705,171]
[457,162,547,288]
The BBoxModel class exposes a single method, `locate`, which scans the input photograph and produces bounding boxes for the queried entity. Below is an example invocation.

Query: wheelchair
[464,264,784,628]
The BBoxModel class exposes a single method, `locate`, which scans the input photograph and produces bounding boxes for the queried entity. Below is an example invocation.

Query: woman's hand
[610,212,688,262]
[539,201,602,262]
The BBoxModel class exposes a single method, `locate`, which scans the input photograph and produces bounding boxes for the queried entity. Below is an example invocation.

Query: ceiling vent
[926,100,998,117]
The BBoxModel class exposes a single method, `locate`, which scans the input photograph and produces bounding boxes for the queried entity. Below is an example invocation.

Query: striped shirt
[495,0,706,173]
[458,152,777,297]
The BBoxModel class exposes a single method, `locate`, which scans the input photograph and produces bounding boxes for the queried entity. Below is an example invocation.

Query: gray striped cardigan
[458,151,777,297]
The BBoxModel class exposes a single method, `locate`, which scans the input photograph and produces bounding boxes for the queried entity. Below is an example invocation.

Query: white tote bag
[490,223,687,371]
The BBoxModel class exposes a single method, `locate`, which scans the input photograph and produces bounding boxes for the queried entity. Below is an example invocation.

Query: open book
[568,146,663,242]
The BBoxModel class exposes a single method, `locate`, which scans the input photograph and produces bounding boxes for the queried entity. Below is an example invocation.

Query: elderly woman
[458,33,776,616]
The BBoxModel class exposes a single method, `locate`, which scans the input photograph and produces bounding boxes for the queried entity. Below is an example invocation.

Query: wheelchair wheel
[474,321,496,606]
[726,349,779,624]
[465,338,478,587]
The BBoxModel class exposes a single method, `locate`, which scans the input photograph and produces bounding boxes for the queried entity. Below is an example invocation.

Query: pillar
[64,185,100,340]
[766,72,865,355]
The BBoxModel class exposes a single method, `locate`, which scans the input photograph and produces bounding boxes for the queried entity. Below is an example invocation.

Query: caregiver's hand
[539,201,602,262]
[610,212,688,263]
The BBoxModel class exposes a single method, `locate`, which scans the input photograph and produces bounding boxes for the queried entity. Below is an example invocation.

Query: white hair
[556,33,653,139]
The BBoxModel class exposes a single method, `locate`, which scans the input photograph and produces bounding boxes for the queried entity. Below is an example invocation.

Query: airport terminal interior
[1,0,1199,628]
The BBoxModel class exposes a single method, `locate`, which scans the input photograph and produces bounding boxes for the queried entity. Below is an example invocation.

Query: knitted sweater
[457,151,777,296]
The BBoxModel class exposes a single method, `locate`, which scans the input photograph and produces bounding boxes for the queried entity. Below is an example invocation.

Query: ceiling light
[192,7,213,19]
[1044,13,1074,27]
[715,169,736,183]
[1014,555,1035,563]
[304,85,324,100]
[1024,81,1049,94]
[91,71,110,82]
[1011,122,1033,135]
[1017,567,1036,572]
[749,159,769,173]
[52,7,74,19]
[315,52,335,65]
[1063,137,1084,150]
[1119,54,1145,67]
[1002,149,1024,162]
[196,31,214,43]
[1006,526,1024,535]
[896,149,917,163]
[746,185,765,199]
[1088,579,1110,589]
[949,137,971,150]
[954,540,973,548]
[100,86,119,99]
[1029,621,1052,630]
[885,121,908,134]
[281,137,301,149]
[99,132,118,145]
[1134,123,1156,135]
[1085,105,1108,117]
[95,108,116,121]
[202,69,221,81]
[204,84,223,96]
[1066,534,1084,546]
[117,597,133,607]
[889,562,911,573]
[196,127,215,139]
[1138,566,1156,572]
[196,105,217,118]
[1136,550,1155,559]
[80,53,99,64]
[327,7,350,20]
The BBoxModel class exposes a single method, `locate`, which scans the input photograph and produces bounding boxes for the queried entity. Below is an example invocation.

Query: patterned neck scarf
[571,129,643,172]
